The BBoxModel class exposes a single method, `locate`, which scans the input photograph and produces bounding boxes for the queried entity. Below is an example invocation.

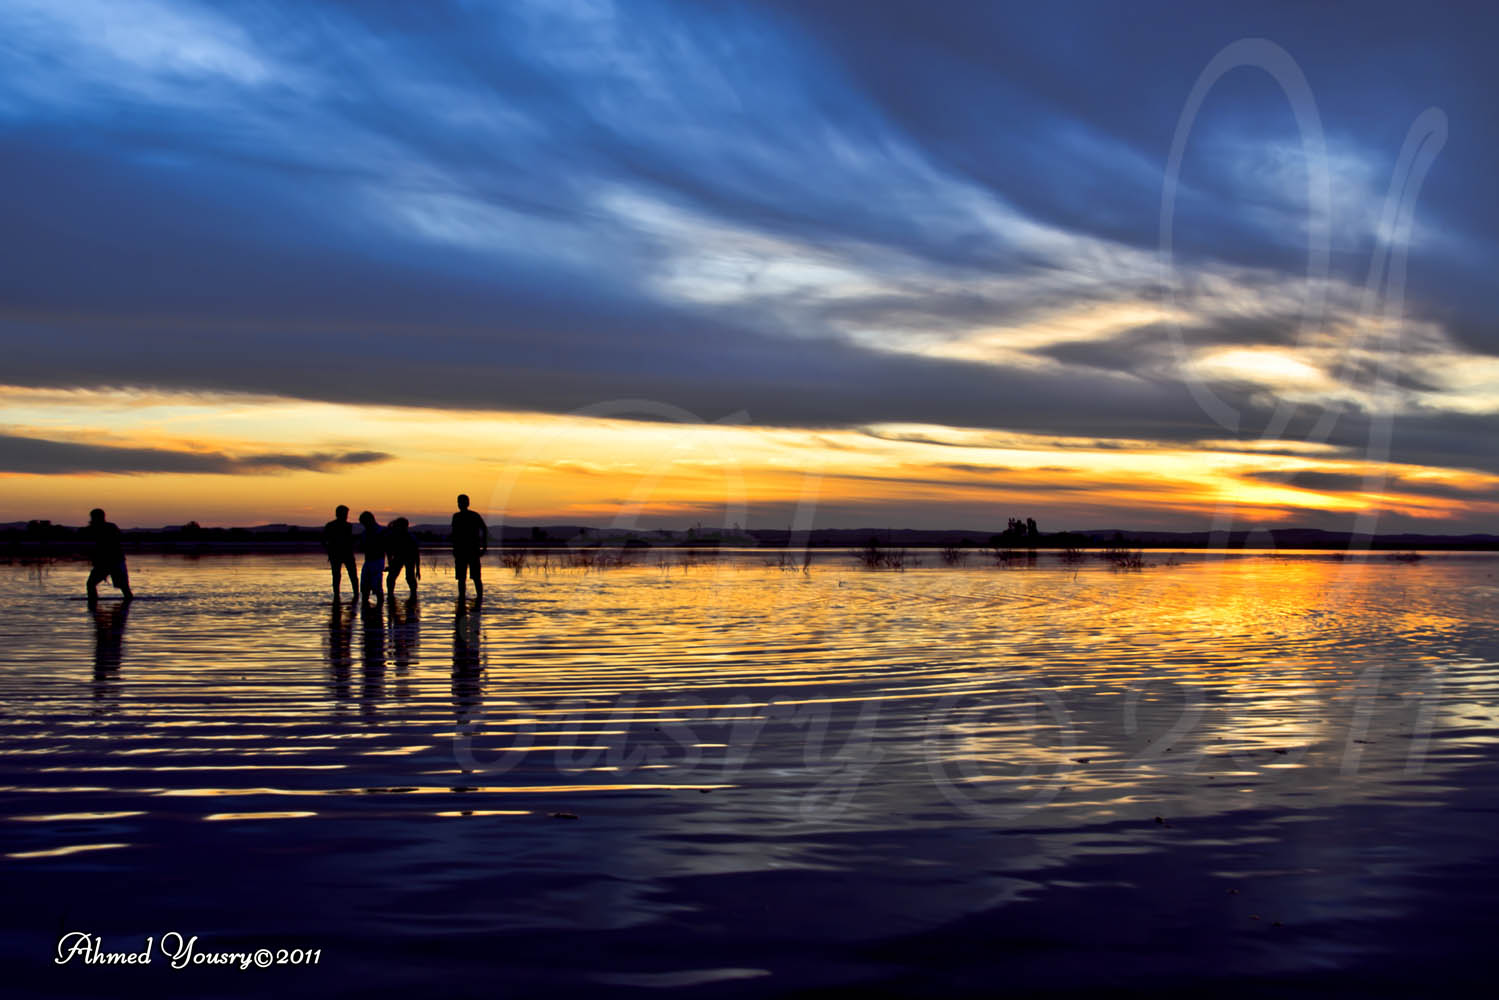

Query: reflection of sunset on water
[3,553,1493,835]
[3,551,1498,990]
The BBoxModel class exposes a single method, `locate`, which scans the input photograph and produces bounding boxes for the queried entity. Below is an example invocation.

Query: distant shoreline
[5,521,1497,556]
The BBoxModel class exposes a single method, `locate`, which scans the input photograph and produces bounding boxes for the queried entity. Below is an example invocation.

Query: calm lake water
[3,551,1498,997]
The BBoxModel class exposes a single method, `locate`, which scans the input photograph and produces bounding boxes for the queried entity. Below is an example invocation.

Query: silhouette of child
[357,511,385,604]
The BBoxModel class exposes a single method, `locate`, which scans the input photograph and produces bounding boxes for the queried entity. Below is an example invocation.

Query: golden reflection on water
[9,810,146,822]
[8,842,131,859]
[1,551,1496,868]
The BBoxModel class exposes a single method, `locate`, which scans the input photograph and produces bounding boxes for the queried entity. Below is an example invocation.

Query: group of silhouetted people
[321,494,489,604]
[81,495,489,605]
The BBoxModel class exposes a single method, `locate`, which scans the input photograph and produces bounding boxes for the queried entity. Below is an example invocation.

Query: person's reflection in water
[91,600,131,703]
[324,601,354,706]
[389,597,419,702]
[359,599,386,719]
[451,600,485,741]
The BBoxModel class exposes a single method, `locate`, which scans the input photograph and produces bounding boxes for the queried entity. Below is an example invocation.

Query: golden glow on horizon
[2,386,1496,528]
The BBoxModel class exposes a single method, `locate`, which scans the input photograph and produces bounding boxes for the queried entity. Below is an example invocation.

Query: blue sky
[1,1,1496,530]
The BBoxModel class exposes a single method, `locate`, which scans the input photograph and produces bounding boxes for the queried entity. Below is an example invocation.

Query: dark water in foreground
[2,552,1498,997]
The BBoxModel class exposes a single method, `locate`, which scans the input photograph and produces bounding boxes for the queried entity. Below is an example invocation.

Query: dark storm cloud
[0,435,391,475]
[0,0,1496,489]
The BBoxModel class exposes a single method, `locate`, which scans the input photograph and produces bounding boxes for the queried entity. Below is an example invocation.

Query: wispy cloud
[0,434,391,476]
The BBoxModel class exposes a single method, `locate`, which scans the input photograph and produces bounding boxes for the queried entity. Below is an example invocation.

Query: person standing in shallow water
[84,508,133,603]
[357,511,386,605]
[384,517,420,599]
[322,505,358,600]
[451,494,488,601]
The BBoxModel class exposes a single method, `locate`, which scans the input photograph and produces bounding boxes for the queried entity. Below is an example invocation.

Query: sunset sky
[2,1,1497,533]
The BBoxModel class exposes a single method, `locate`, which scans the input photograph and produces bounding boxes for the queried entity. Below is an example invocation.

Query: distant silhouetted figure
[358,511,385,605]
[322,505,358,600]
[384,517,420,599]
[451,494,488,601]
[84,508,133,603]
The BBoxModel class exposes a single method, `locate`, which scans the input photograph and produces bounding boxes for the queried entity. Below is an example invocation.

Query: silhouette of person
[322,505,358,600]
[358,511,385,605]
[451,494,488,601]
[384,517,420,599]
[84,508,133,603]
